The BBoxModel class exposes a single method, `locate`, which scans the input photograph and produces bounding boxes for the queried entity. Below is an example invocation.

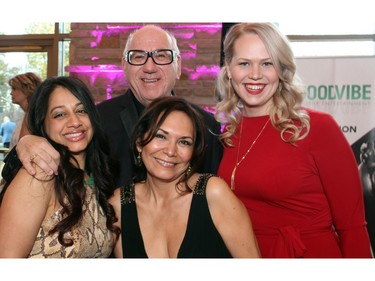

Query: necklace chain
[230,118,270,190]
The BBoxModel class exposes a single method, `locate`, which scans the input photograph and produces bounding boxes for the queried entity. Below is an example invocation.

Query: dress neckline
[132,174,208,258]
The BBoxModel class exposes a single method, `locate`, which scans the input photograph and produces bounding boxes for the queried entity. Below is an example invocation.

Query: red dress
[217,109,372,258]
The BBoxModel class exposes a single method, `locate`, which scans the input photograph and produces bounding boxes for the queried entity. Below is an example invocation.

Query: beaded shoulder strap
[120,183,135,205]
[194,173,215,196]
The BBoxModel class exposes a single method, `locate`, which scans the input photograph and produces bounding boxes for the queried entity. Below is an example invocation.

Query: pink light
[181,52,196,60]
[66,65,123,73]
[91,26,104,47]
[178,32,194,39]
[90,25,122,48]
[106,25,145,30]
[172,24,222,34]
[203,106,216,114]
[68,23,224,102]
[197,65,220,73]
[106,87,112,100]
[187,43,197,50]
[181,66,195,73]
[91,24,222,43]
[106,23,222,31]
[65,65,124,88]
[189,65,221,80]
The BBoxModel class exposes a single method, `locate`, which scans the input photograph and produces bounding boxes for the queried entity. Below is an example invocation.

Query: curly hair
[215,23,310,146]
[25,76,119,246]
[130,96,206,194]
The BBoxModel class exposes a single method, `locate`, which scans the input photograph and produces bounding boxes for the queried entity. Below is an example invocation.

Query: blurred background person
[8,72,42,149]
[0,116,16,148]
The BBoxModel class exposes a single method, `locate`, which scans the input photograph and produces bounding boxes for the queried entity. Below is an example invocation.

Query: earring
[185,165,192,176]
[136,151,142,167]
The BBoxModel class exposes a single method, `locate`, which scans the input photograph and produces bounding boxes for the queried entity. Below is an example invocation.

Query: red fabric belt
[255,225,333,258]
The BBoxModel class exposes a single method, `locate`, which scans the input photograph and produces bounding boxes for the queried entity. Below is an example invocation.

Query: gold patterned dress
[28,179,114,258]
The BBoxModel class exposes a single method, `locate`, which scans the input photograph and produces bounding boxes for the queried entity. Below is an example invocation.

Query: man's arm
[3,135,60,177]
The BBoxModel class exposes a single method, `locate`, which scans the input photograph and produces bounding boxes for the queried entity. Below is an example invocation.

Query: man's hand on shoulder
[16,135,60,176]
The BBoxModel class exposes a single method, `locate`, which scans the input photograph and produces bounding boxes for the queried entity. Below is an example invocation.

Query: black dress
[120,173,232,258]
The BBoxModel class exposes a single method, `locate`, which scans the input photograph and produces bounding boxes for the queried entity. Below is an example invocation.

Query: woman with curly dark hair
[0,76,119,258]
[109,96,260,258]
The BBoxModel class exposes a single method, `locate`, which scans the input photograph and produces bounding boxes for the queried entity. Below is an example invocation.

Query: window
[0,22,70,134]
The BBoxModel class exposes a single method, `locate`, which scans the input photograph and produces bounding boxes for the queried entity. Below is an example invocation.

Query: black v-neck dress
[120,173,232,258]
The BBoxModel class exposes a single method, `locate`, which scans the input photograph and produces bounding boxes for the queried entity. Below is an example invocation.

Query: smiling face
[138,110,194,183]
[227,33,279,117]
[123,26,182,106]
[44,86,93,167]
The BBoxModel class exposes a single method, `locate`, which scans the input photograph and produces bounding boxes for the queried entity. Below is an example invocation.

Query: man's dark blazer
[96,89,223,187]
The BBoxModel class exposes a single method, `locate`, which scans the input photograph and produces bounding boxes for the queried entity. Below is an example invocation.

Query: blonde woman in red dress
[215,22,372,258]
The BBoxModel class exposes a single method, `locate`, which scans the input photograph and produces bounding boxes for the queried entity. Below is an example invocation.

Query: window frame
[0,23,70,77]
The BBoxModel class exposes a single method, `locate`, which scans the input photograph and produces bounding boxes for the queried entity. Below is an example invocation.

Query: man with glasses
[126,49,177,66]
[4,25,223,187]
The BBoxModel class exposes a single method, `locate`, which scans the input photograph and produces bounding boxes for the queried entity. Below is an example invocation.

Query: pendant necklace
[230,117,270,190]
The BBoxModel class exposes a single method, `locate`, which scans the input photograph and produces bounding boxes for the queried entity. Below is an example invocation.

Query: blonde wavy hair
[215,23,310,146]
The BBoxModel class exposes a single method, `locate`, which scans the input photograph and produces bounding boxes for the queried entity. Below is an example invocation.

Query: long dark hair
[17,76,118,246]
[131,96,207,193]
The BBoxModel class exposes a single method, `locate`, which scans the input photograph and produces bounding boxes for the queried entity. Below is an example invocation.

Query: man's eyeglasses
[125,49,177,66]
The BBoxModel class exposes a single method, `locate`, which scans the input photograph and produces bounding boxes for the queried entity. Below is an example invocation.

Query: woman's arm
[206,176,261,258]
[311,113,372,257]
[0,168,53,257]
